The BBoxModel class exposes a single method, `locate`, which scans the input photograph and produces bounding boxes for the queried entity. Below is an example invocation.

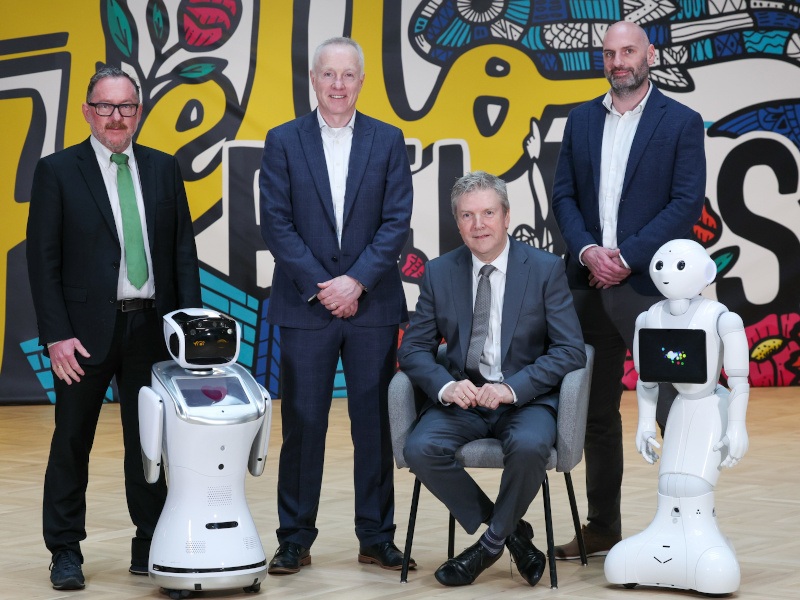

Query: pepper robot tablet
[604,239,749,595]
[139,309,271,597]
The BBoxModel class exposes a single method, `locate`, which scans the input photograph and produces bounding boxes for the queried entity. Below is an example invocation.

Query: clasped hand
[583,246,630,289]
[316,275,362,318]
[445,381,513,410]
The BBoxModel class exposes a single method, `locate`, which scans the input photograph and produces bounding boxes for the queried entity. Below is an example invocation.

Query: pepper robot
[138,308,271,598]
[604,239,749,595]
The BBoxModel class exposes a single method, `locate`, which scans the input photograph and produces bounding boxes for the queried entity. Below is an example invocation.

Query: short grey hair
[86,66,141,103]
[450,171,510,218]
[311,37,365,74]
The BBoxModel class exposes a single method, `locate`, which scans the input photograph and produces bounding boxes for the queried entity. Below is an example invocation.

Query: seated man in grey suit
[398,171,586,587]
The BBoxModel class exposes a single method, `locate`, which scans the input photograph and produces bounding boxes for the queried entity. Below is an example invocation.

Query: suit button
[332,256,338,262]
[112,262,119,269]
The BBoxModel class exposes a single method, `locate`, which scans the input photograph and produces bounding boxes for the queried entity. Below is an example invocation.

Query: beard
[607,61,650,97]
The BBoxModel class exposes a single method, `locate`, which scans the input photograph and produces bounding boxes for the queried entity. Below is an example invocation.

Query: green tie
[111,153,148,289]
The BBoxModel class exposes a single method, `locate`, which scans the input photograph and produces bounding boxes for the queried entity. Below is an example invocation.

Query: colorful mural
[2,0,799,403]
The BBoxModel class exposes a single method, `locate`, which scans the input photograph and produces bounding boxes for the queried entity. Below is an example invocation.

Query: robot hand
[713,421,749,468]
[635,419,661,464]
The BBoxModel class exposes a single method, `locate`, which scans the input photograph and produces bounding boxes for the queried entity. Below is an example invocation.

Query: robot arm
[248,385,272,477]
[634,312,661,464]
[712,311,750,468]
[138,386,164,483]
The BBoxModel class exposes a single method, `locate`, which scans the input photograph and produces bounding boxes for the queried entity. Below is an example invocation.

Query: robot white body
[138,310,271,596]
[604,240,750,595]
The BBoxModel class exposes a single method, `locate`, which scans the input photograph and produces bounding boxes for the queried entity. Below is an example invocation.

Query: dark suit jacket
[397,239,586,412]
[259,110,413,329]
[26,137,202,362]
[551,85,706,296]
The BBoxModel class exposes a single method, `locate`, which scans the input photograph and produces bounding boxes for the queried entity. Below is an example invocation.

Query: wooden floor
[1,388,797,599]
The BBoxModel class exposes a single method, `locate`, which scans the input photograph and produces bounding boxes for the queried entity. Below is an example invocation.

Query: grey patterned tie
[465,264,496,382]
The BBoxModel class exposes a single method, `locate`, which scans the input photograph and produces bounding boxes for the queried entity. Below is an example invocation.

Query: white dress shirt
[318,110,355,245]
[439,236,518,403]
[580,82,653,266]
[90,135,155,300]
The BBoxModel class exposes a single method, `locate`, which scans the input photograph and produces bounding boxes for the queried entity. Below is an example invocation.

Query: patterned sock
[479,525,505,555]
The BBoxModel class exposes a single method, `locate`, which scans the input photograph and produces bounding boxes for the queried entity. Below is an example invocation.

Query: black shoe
[50,549,85,590]
[434,540,503,586]
[358,541,416,571]
[506,520,546,587]
[130,537,150,575]
[268,542,311,575]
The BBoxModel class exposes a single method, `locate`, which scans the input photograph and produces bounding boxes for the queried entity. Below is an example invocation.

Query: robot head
[163,308,240,369]
[650,239,716,300]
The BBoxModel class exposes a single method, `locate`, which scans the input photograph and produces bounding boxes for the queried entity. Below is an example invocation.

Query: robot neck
[667,297,694,316]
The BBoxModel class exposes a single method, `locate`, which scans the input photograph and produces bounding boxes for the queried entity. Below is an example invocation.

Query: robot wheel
[162,589,191,600]
[623,583,637,589]
[243,582,262,593]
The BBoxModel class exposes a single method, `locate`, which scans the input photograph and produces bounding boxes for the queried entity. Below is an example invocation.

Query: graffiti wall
[2,0,799,404]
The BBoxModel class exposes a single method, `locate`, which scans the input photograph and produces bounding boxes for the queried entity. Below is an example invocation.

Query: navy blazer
[398,239,586,412]
[26,137,202,362]
[552,85,706,295]
[260,110,413,329]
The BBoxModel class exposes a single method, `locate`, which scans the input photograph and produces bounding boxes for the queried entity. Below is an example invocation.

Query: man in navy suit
[259,37,413,574]
[399,171,586,587]
[27,66,201,590]
[551,21,706,559]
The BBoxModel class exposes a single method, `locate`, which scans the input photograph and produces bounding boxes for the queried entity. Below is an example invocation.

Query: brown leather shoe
[358,541,415,570]
[554,525,621,560]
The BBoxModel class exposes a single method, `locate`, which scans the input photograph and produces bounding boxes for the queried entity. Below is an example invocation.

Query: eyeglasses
[87,102,139,117]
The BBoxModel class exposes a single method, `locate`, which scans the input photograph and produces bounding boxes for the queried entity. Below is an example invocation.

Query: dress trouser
[275,320,398,549]
[43,307,168,561]
[571,285,675,537]
[404,400,557,539]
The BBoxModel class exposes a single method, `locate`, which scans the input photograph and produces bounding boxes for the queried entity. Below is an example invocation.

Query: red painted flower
[179,0,241,50]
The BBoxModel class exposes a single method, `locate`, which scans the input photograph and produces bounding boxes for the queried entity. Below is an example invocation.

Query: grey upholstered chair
[388,343,594,587]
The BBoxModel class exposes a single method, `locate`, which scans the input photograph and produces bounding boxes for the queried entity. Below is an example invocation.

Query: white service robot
[139,308,272,598]
[604,239,750,595]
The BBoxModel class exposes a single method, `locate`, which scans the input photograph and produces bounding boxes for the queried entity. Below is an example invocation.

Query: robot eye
[655,261,663,270]
[677,260,686,270]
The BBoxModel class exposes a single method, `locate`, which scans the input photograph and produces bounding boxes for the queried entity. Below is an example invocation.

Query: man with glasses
[27,66,201,590]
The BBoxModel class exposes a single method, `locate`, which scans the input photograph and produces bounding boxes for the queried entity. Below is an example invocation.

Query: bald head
[604,21,650,47]
[602,21,655,100]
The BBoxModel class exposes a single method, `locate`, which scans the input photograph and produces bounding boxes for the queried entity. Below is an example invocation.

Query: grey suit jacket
[398,238,586,412]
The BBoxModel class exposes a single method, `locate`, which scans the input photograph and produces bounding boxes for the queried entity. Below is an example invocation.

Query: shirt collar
[471,235,510,277]
[317,110,356,135]
[90,135,133,165]
[602,80,654,116]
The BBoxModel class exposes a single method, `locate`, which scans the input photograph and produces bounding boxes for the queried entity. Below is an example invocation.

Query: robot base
[604,492,740,595]
[153,569,264,598]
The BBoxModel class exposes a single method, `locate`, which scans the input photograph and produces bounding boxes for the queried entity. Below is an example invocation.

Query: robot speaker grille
[244,536,259,550]
[185,541,206,554]
[207,485,233,506]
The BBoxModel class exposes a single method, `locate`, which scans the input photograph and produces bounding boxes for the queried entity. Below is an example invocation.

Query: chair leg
[564,472,588,565]
[541,474,557,588]
[448,513,456,558]
[401,478,422,583]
